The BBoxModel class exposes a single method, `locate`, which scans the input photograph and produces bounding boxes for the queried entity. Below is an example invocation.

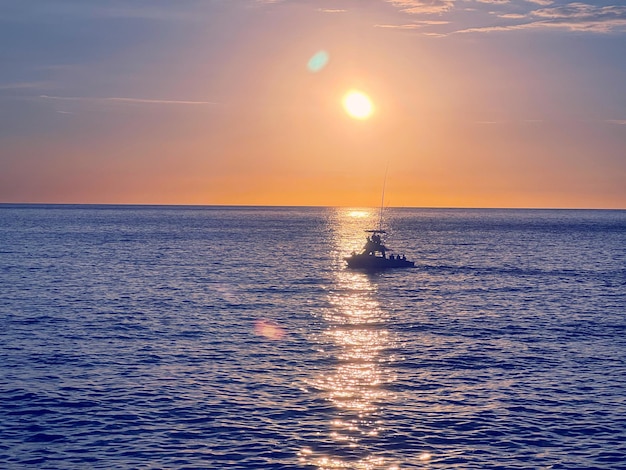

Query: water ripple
[1,206,625,468]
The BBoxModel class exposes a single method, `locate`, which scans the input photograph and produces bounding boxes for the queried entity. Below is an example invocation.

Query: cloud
[386,0,456,15]
[0,1,209,23]
[379,0,626,35]
[606,119,626,125]
[458,20,626,33]
[452,2,626,34]
[39,95,217,105]
[532,3,626,20]
[0,81,50,91]
[317,9,347,13]
[375,20,449,29]
[102,97,217,105]
[375,23,423,29]
[499,13,527,19]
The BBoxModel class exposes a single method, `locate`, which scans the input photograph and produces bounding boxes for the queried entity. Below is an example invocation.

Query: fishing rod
[378,161,389,232]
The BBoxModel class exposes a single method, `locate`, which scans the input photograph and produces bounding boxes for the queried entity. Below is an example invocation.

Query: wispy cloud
[385,0,456,15]
[376,23,423,29]
[39,95,217,105]
[375,19,449,29]
[452,2,626,34]
[532,3,626,20]
[606,119,626,125]
[454,19,626,34]
[0,2,209,23]
[251,0,625,36]
[379,0,626,35]
[102,97,217,105]
[498,13,527,19]
[0,81,50,91]
[474,119,546,124]
[533,2,626,18]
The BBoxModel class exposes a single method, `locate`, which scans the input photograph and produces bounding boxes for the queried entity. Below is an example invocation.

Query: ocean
[1,205,625,469]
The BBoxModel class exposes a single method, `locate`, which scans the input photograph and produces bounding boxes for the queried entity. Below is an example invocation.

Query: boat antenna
[379,162,389,232]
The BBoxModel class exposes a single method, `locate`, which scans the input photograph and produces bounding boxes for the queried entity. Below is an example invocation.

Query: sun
[342,90,374,120]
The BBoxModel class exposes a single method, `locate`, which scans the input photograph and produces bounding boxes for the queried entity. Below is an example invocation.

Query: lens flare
[254,319,285,340]
[307,50,329,72]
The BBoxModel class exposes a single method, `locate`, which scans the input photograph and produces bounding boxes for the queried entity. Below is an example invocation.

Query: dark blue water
[1,205,625,469]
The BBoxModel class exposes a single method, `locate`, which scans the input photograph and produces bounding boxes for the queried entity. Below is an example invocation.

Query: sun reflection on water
[301,208,401,469]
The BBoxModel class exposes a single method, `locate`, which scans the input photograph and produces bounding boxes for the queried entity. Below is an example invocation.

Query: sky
[1,0,625,208]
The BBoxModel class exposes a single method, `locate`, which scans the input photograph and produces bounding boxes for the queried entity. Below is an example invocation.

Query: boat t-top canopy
[365,229,386,234]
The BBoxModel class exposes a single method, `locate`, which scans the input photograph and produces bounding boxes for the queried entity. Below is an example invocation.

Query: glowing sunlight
[299,209,403,469]
[342,90,374,120]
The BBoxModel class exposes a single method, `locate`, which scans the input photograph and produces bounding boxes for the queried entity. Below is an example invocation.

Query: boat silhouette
[344,166,414,270]
[344,228,414,270]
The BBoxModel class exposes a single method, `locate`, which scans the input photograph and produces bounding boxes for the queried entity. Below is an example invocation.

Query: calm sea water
[1,205,625,469]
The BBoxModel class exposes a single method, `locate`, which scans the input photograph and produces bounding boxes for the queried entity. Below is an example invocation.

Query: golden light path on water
[299,209,403,469]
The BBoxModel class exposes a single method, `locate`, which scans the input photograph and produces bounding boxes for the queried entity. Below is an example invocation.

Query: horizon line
[1,202,624,211]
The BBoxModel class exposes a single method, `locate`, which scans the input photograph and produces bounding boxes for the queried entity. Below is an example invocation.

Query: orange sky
[1,1,625,208]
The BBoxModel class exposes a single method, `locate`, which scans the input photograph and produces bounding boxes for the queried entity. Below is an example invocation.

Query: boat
[344,229,415,270]
[344,165,414,270]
